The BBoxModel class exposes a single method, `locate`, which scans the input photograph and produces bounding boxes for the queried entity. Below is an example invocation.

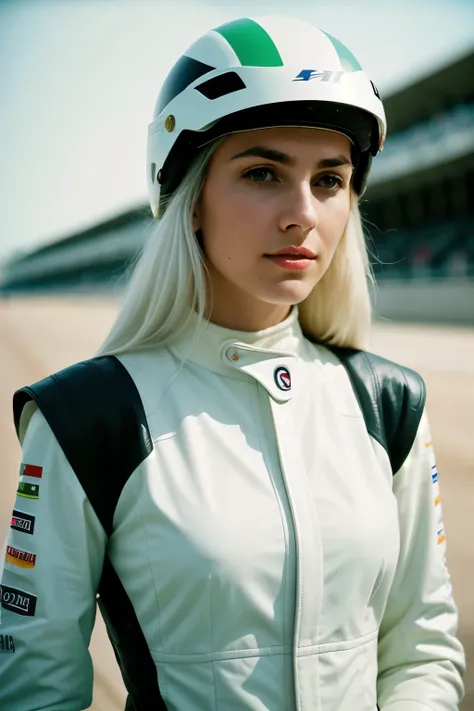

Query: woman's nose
[278,182,319,234]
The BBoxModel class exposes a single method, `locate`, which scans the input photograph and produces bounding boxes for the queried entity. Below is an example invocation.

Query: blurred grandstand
[364,49,474,284]
[1,48,473,323]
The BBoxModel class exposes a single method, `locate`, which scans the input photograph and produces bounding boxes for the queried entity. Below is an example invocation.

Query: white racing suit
[0,308,465,710]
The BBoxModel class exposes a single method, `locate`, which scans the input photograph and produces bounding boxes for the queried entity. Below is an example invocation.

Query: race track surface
[1,297,472,710]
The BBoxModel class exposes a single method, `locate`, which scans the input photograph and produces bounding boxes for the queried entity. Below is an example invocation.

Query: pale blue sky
[1,0,473,261]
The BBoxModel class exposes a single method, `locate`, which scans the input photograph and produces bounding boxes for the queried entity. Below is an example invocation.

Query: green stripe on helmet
[214,18,284,67]
[322,30,362,72]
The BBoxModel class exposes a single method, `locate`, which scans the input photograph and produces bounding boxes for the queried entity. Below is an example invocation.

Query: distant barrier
[373,278,474,325]
[2,277,473,326]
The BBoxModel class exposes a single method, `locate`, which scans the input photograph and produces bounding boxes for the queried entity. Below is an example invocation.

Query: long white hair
[97,138,373,356]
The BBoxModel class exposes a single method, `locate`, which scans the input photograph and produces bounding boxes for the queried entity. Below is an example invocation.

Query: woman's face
[194,126,353,329]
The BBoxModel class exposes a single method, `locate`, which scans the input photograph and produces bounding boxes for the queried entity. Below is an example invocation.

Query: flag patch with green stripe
[17,481,40,500]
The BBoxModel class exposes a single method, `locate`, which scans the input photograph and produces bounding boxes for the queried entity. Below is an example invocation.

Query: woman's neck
[206,302,291,332]
[204,282,289,332]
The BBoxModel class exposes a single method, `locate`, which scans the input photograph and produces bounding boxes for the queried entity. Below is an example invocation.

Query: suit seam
[152,632,378,661]
[140,478,165,655]
[397,368,413,474]
[353,353,387,462]
[208,564,219,711]
[395,369,426,474]
[379,699,433,711]
[151,645,294,663]
[140,483,169,700]
[364,353,382,420]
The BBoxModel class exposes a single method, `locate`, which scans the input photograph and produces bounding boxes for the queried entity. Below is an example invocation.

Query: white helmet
[147,16,386,215]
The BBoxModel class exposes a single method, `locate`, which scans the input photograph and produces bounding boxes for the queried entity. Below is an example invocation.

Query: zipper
[268,395,323,711]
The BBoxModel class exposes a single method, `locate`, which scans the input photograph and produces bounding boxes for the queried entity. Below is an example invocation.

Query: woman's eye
[315,174,343,191]
[243,167,276,183]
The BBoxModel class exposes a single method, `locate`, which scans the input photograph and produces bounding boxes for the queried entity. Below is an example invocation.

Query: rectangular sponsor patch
[5,545,36,569]
[10,509,35,535]
[17,481,40,500]
[0,634,15,653]
[19,463,43,479]
[0,584,37,617]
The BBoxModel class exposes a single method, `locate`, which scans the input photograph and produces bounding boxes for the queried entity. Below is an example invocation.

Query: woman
[0,15,465,711]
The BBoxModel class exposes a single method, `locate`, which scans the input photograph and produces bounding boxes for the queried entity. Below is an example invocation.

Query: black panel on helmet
[155,55,216,116]
[195,72,247,100]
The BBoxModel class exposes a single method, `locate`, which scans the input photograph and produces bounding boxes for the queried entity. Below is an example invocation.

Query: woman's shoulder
[13,346,176,442]
[303,338,427,473]
[302,334,424,381]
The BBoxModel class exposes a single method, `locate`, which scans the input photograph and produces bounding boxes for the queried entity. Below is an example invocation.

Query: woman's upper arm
[377,411,465,710]
[0,408,107,711]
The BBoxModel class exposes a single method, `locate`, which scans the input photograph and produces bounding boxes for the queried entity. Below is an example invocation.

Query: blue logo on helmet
[293,69,344,83]
[294,69,324,82]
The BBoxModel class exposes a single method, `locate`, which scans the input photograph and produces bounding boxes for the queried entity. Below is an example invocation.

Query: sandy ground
[0,296,472,710]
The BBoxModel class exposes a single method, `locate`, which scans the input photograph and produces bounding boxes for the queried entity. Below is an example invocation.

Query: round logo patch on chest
[274,366,291,391]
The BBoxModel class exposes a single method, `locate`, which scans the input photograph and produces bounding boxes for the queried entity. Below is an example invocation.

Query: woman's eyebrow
[230,146,352,169]
[230,146,293,165]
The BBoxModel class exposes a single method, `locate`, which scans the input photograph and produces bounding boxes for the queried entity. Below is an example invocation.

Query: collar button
[225,348,240,362]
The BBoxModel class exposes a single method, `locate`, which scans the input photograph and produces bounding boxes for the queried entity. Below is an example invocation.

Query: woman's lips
[265,254,316,271]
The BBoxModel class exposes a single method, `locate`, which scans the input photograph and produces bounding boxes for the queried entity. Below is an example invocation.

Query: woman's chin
[261,281,317,306]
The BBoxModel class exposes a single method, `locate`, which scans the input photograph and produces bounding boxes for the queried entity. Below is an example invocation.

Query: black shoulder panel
[14,357,164,708]
[13,356,153,536]
[329,347,427,474]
